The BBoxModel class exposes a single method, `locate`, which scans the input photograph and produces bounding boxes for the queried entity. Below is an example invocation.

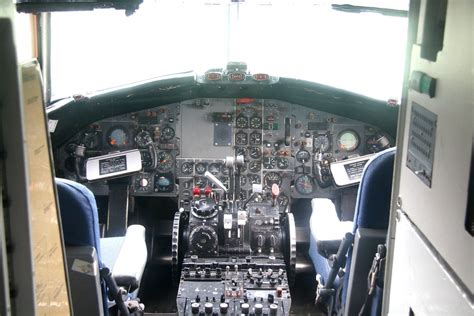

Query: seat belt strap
[358,244,386,316]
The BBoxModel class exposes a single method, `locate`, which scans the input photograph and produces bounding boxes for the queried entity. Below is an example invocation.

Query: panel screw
[395,209,401,222]
[396,196,402,208]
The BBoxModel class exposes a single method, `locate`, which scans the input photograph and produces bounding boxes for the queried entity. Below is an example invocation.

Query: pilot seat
[56,177,148,315]
[309,147,395,315]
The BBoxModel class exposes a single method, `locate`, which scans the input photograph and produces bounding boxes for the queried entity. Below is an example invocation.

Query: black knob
[241,303,250,314]
[220,302,229,314]
[268,294,274,304]
[196,295,201,302]
[191,302,200,314]
[220,294,225,303]
[269,303,278,315]
[204,302,213,314]
[254,303,263,315]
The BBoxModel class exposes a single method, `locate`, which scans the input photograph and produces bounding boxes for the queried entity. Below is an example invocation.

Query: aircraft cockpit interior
[0,0,472,315]
[46,62,398,315]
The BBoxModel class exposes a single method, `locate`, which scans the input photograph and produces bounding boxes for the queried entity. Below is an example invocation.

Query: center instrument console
[173,156,296,315]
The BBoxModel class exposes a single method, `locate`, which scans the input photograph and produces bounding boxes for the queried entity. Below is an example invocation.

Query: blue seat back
[352,147,396,233]
[56,178,102,259]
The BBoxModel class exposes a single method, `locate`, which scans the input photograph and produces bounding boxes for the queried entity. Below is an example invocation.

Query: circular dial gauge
[277,193,289,208]
[249,147,262,159]
[181,161,193,175]
[208,163,221,175]
[189,226,218,255]
[195,162,207,175]
[219,176,229,187]
[240,175,247,186]
[314,135,330,152]
[107,126,129,148]
[156,151,174,172]
[235,116,248,129]
[235,131,248,145]
[135,130,153,148]
[248,174,261,184]
[249,161,261,173]
[249,116,262,129]
[296,150,311,163]
[249,132,262,145]
[276,157,289,169]
[295,175,314,195]
[337,130,359,152]
[263,156,276,169]
[366,134,390,153]
[236,147,247,157]
[82,132,100,149]
[154,175,174,192]
[195,176,208,188]
[161,126,175,141]
[264,172,282,188]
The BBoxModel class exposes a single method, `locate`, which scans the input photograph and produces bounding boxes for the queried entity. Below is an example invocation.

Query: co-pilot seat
[309,147,395,316]
[56,178,147,315]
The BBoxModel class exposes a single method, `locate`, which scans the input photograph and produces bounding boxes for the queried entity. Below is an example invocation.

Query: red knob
[271,183,280,199]
[192,187,201,196]
[204,186,212,197]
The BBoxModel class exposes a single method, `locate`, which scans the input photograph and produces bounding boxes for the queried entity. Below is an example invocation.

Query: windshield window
[50,0,408,101]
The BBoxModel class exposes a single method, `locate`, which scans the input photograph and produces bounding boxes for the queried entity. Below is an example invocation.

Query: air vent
[406,102,437,187]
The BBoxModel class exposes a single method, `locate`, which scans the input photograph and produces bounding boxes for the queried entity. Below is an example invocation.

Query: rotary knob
[269,303,278,315]
[241,303,250,314]
[189,226,218,255]
[204,302,213,314]
[254,303,263,315]
[191,302,200,314]
[192,198,217,218]
[139,178,149,187]
[219,302,228,314]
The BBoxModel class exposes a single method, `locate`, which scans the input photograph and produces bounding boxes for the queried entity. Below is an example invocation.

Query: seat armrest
[102,225,148,292]
[310,198,353,258]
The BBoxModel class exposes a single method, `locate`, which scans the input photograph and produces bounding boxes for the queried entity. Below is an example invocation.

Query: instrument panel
[57,98,392,203]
